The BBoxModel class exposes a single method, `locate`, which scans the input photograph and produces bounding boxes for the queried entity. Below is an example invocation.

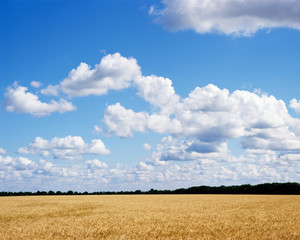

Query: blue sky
[1,0,300,192]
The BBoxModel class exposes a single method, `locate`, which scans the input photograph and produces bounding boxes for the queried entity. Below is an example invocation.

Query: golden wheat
[0,195,299,239]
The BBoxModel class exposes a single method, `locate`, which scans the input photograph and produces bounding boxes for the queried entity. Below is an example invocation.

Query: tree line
[1,182,299,196]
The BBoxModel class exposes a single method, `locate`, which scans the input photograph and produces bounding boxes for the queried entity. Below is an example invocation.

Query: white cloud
[85,159,108,169]
[180,84,232,112]
[0,155,37,171]
[35,159,78,177]
[152,0,300,36]
[103,82,300,168]
[147,136,229,164]
[0,150,298,191]
[4,83,76,117]
[173,85,289,140]
[14,157,37,170]
[30,81,42,88]
[143,143,152,150]
[290,98,300,113]
[41,85,60,96]
[133,133,300,187]
[134,75,180,112]
[136,162,154,171]
[88,139,110,155]
[60,53,141,97]
[0,158,77,178]
[3,53,300,190]
[104,102,148,138]
[18,136,110,160]
[104,84,299,153]
[0,148,6,155]
[147,113,182,134]
[94,125,102,134]
[103,102,183,137]
[50,136,87,149]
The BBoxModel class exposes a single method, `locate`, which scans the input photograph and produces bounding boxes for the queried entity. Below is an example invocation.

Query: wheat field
[0,195,299,239]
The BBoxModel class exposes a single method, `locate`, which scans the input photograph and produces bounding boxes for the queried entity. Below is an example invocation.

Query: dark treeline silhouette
[1,182,299,197]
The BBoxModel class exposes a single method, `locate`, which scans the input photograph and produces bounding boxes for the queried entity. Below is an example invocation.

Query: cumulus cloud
[104,102,148,138]
[101,71,183,137]
[30,81,42,88]
[151,0,300,36]
[93,125,102,134]
[4,83,76,117]
[136,162,154,171]
[0,155,80,181]
[289,98,300,113]
[0,148,7,155]
[10,54,181,119]
[103,102,182,137]
[35,159,78,177]
[0,155,37,171]
[133,142,296,187]
[133,151,293,186]
[0,150,298,191]
[59,53,141,97]
[88,139,110,155]
[104,83,299,148]
[41,85,60,96]
[143,143,152,150]
[134,75,180,112]
[146,136,229,164]
[85,159,108,170]
[3,53,300,190]
[18,136,110,160]
[173,84,293,142]
[103,80,300,167]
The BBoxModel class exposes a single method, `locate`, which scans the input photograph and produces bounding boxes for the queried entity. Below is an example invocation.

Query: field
[0,195,299,239]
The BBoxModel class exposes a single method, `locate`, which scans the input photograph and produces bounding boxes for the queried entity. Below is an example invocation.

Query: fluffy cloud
[0,155,37,171]
[103,80,300,166]
[134,75,180,112]
[0,149,297,191]
[173,84,293,142]
[4,83,76,117]
[151,0,300,36]
[85,159,108,170]
[136,162,154,171]
[3,53,300,190]
[18,136,110,160]
[146,136,229,164]
[109,151,295,188]
[103,102,182,137]
[102,72,183,137]
[104,84,297,143]
[59,53,141,97]
[39,53,181,110]
[30,81,42,88]
[289,98,300,114]
[41,85,60,96]
[0,148,6,155]
[35,159,78,177]
[0,155,79,183]
[143,143,152,150]
[104,103,148,137]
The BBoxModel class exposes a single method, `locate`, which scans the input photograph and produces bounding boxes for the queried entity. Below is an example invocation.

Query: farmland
[0,195,299,239]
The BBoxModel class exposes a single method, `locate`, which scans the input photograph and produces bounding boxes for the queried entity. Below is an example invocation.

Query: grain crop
[0,195,299,239]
